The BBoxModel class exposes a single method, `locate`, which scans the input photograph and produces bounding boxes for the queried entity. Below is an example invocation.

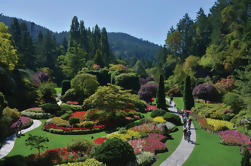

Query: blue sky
[1,0,216,45]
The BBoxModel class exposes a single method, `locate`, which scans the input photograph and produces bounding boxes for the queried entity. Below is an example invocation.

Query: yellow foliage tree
[0,22,18,70]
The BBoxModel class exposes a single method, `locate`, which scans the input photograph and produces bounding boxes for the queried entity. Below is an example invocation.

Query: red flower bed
[128,133,167,154]
[94,137,107,144]
[145,105,157,111]
[66,101,79,105]
[69,111,87,120]
[43,123,104,131]
[10,116,32,129]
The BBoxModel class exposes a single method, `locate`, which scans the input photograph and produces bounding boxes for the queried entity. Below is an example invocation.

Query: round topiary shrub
[94,137,136,166]
[163,112,182,125]
[151,109,166,118]
[41,103,61,115]
[69,117,80,126]
[67,138,94,154]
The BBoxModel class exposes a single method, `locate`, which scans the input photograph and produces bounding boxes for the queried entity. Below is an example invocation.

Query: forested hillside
[0,14,159,63]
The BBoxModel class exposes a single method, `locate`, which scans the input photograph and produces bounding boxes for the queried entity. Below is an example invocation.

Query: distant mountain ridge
[0,14,160,60]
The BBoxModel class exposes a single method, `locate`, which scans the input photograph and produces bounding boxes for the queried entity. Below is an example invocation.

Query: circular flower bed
[10,116,33,129]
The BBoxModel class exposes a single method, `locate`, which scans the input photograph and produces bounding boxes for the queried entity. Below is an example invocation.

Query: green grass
[7,120,107,157]
[183,121,242,166]
[174,97,242,166]
[153,125,183,166]
[55,87,62,94]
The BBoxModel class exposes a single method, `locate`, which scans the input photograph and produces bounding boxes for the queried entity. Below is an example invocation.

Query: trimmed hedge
[163,112,182,125]
[151,109,166,118]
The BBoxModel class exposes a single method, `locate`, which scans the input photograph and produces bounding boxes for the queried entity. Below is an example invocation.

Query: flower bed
[130,123,160,133]
[145,105,157,112]
[10,116,33,129]
[218,130,250,146]
[21,107,52,119]
[69,111,87,120]
[128,133,167,154]
[206,118,234,132]
[94,137,107,145]
[66,101,79,105]
[107,130,141,141]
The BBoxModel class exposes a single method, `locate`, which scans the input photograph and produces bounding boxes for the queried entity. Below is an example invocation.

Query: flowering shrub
[10,116,32,129]
[42,147,85,164]
[70,111,87,121]
[93,64,100,70]
[128,133,167,154]
[153,116,166,123]
[107,130,141,141]
[218,130,250,146]
[206,118,234,131]
[94,137,107,145]
[130,123,160,133]
[145,105,157,112]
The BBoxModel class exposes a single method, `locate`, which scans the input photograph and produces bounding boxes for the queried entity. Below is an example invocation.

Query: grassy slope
[153,126,183,166]
[173,97,242,166]
[183,121,242,166]
[7,120,107,157]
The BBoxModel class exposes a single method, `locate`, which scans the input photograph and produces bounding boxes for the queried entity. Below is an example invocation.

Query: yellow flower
[153,116,166,123]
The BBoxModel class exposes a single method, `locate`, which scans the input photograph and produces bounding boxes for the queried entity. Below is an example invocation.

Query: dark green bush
[163,112,182,125]
[61,89,79,102]
[151,109,166,118]
[61,80,71,95]
[94,137,136,166]
[223,92,244,114]
[0,91,7,117]
[69,117,80,126]
[67,139,94,154]
[83,122,94,128]
[2,155,27,166]
[60,113,71,120]
[41,103,61,115]
[37,82,57,104]
[60,103,82,113]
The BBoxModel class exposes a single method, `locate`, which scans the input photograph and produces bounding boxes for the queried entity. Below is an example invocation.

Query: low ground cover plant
[206,118,235,132]
[130,122,160,133]
[21,107,52,119]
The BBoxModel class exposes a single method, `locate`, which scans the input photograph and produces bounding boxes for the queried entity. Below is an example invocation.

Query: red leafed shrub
[69,111,87,120]
[138,83,158,103]
[10,116,32,129]
[193,83,219,102]
[94,137,107,144]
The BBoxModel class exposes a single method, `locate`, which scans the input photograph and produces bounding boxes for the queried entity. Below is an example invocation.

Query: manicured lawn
[7,120,107,157]
[173,97,184,110]
[153,125,183,166]
[55,87,62,94]
[183,121,242,166]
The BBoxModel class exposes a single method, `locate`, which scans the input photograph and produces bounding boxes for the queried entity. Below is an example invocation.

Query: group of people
[182,112,192,143]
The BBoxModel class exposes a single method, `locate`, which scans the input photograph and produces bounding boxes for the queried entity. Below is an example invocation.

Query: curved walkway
[160,99,196,166]
[0,119,42,159]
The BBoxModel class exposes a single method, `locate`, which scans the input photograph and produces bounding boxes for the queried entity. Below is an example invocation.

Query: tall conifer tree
[157,74,166,110]
[183,75,194,110]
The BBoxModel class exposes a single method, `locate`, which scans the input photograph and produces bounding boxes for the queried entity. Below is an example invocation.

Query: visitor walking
[183,116,187,128]
[187,130,191,142]
[188,118,192,130]
[16,118,23,137]
[183,128,188,141]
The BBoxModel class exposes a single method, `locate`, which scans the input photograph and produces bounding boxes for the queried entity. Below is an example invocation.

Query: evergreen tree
[69,16,80,47]
[134,60,147,78]
[9,18,21,48]
[79,20,89,51]
[183,75,194,110]
[100,27,111,65]
[94,49,105,68]
[157,74,166,110]
[241,147,250,166]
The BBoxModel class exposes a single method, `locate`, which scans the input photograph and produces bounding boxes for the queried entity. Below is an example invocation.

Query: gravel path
[160,98,196,166]
[0,119,42,159]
